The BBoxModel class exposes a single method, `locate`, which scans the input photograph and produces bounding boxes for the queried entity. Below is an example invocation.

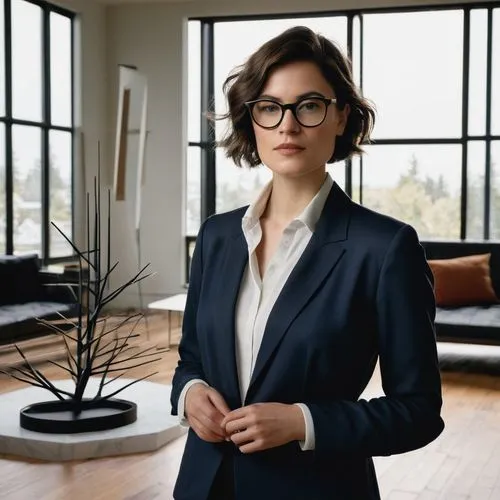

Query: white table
[148,293,187,349]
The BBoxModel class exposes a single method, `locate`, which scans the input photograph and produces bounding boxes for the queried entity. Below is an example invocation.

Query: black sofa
[422,241,500,345]
[0,254,79,345]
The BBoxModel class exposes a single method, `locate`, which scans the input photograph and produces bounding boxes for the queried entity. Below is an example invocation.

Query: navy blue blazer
[171,182,444,500]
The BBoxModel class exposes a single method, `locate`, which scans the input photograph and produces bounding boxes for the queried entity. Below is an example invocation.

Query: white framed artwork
[113,65,148,230]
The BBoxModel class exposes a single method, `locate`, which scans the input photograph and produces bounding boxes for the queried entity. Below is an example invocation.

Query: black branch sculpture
[0,160,167,434]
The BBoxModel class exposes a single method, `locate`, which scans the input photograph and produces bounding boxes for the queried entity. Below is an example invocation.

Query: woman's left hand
[221,403,305,454]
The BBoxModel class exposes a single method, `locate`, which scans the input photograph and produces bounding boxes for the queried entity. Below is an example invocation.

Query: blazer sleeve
[307,224,444,456]
[170,219,209,415]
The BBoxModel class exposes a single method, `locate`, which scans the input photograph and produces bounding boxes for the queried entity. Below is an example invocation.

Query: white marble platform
[0,377,186,461]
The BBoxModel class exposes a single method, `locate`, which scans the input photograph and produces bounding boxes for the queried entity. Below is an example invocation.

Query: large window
[0,0,74,261]
[361,10,464,239]
[186,4,500,275]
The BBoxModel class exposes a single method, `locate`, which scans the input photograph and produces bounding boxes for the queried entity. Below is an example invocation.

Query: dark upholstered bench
[0,254,78,345]
[422,241,500,345]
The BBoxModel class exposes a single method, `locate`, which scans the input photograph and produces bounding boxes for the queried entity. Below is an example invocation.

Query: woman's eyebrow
[257,91,327,101]
[297,91,327,99]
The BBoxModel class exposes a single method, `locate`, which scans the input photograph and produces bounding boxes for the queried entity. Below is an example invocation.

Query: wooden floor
[1,312,500,500]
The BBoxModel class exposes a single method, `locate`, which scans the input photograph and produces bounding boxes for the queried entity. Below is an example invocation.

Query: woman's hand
[185,384,231,443]
[221,403,305,453]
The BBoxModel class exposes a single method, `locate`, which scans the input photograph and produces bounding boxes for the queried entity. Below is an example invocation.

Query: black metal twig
[97,372,158,400]
[3,170,165,411]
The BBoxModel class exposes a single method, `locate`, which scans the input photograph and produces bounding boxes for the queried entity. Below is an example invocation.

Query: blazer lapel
[212,231,247,407]
[246,183,352,402]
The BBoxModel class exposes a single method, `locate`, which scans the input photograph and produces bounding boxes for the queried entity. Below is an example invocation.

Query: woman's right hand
[185,383,231,442]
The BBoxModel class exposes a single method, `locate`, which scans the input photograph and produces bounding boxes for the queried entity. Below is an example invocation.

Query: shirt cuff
[177,379,209,427]
[294,403,316,451]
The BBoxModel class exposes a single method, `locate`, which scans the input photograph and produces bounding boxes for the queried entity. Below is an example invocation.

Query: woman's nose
[279,109,301,133]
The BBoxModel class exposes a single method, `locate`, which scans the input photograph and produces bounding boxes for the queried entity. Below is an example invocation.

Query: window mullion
[5,0,13,254]
[484,7,493,240]
[70,15,75,257]
[41,3,50,261]
[200,21,215,221]
[345,14,354,197]
[461,9,470,240]
[358,13,364,204]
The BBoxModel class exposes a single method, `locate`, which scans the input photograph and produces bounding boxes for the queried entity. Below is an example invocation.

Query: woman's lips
[274,144,305,155]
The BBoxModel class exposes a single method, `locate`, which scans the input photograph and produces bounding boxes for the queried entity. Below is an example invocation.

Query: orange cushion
[427,253,499,307]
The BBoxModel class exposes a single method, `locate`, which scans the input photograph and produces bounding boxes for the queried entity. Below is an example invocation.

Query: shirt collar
[296,173,333,231]
[242,173,334,233]
[242,181,273,233]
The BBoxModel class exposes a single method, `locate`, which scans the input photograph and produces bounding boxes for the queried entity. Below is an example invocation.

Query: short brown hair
[217,25,376,167]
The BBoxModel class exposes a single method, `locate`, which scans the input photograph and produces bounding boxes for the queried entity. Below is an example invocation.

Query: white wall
[105,0,482,307]
[106,2,187,307]
[49,0,107,250]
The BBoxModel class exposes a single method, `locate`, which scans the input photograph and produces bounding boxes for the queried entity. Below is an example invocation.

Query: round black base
[20,398,137,434]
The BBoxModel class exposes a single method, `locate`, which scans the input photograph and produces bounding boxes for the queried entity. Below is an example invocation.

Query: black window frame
[1,0,75,265]
[186,2,500,279]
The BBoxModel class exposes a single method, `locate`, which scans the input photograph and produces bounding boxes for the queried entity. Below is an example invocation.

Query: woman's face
[251,60,349,180]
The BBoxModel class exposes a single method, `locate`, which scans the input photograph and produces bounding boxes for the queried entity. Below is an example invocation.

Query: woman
[171,26,444,500]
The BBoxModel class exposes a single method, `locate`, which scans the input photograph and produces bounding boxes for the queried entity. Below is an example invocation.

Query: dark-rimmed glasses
[244,96,337,129]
